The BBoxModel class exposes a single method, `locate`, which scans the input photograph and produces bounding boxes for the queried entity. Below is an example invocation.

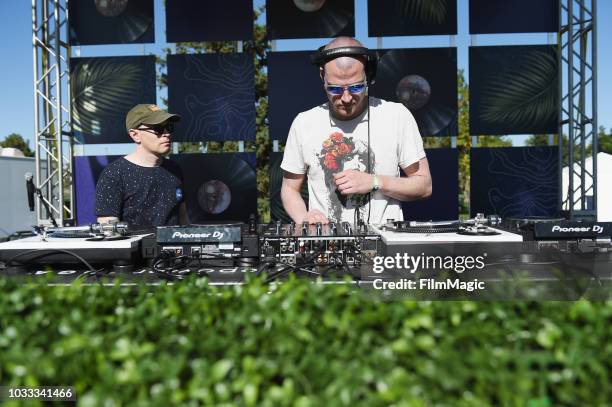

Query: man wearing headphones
[281,37,432,225]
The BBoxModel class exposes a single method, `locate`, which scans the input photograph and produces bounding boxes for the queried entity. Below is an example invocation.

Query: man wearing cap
[95,104,188,229]
[281,37,432,225]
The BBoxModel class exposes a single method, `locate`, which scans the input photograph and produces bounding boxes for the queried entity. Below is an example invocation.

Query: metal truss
[559,0,598,220]
[32,0,74,225]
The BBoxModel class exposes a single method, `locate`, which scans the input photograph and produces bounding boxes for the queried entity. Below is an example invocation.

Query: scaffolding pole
[32,0,74,225]
[559,0,598,220]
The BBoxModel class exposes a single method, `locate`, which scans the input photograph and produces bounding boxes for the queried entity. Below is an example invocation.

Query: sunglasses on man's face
[139,122,174,136]
[324,80,367,96]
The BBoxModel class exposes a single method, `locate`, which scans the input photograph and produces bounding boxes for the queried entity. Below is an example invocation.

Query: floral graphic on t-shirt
[316,131,374,222]
[318,132,355,171]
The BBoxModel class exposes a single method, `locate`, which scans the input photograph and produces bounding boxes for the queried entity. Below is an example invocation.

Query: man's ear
[319,67,325,83]
[128,128,141,144]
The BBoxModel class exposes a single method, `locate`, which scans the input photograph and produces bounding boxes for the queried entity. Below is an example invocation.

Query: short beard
[330,97,367,121]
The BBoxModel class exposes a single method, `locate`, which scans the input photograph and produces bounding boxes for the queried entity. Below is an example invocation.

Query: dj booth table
[2,255,610,301]
[1,220,611,300]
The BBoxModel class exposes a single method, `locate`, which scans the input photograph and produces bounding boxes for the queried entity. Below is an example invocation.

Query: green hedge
[0,276,610,406]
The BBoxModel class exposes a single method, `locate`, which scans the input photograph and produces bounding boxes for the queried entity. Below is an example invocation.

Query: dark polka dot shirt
[95,157,184,229]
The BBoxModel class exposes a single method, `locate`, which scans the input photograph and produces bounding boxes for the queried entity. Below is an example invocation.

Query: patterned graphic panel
[266,0,355,39]
[174,153,257,223]
[469,45,559,135]
[470,147,559,218]
[69,0,154,45]
[368,0,457,37]
[167,53,256,142]
[166,0,253,42]
[269,152,309,222]
[371,48,458,137]
[70,56,157,144]
[268,51,327,141]
[401,148,459,221]
[75,155,122,225]
[470,0,558,34]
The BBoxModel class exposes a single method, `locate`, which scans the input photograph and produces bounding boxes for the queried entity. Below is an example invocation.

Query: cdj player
[141,222,259,266]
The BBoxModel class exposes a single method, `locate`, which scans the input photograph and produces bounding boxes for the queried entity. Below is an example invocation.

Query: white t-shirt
[281,97,426,224]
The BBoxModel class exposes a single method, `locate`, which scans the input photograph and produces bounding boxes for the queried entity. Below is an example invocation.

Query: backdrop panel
[269,152,309,222]
[469,45,559,135]
[268,51,326,141]
[69,0,154,45]
[166,0,253,42]
[75,155,122,225]
[401,148,458,221]
[75,154,257,225]
[470,147,559,218]
[368,0,457,37]
[71,56,157,144]
[266,0,354,39]
[175,153,257,223]
[469,0,558,34]
[371,48,458,137]
[167,53,256,142]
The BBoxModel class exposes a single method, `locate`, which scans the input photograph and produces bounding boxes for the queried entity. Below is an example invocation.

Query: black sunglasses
[139,122,175,136]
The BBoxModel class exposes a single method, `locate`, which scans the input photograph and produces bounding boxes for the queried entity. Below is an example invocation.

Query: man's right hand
[301,209,329,224]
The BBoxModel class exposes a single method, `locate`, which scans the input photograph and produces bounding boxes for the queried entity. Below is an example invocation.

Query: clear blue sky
[1,0,610,150]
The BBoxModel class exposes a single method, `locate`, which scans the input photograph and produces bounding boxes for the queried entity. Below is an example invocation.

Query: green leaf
[479,50,558,128]
[211,359,234,381]
[71,58,147,136]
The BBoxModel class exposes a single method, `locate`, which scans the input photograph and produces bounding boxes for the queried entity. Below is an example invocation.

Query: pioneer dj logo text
[372,253,487,274]
[171,231,225,240]
[551,225,604,233]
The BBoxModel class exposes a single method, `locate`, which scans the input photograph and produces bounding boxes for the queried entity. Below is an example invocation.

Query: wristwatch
[371,175,380,192]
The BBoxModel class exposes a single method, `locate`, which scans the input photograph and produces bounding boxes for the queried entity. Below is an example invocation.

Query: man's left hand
[333,170,374,195]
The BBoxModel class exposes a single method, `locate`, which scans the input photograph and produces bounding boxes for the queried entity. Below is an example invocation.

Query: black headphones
[310,45,379,85]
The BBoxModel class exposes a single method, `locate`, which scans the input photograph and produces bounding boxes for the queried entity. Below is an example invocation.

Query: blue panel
[470,0,558,34]
[74,155,122,225]
[69,0,154,45]
[368,0,457,37]
[168,53,256,142]
[268,51,327,141]
[469,45,559,135]
[71,56,157,144]
[172,153,257,223]
[166,0,253,42]
[470,147,559,218]
[371,48,458,137]
[401,148,459,221]
[266,0,354,40]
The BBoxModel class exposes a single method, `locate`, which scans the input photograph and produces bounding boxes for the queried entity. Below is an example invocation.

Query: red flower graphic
[324,158,338,170]
[337,143,351,155]
[331,132,343,143]
[318,131,356,173]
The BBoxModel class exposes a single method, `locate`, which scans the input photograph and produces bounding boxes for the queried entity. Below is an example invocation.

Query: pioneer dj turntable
[380,214,505,237]
[372,214,523,257]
